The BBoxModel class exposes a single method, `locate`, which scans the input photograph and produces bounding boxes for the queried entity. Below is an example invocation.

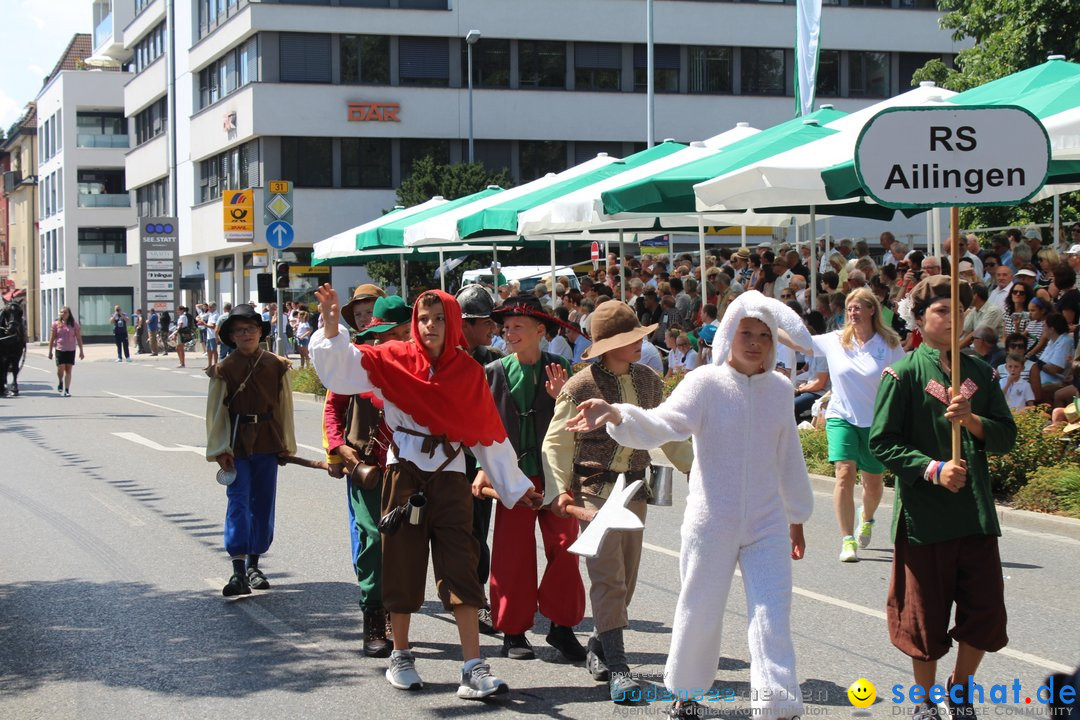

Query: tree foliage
[363,157,513,293]
[911,0,1080,231]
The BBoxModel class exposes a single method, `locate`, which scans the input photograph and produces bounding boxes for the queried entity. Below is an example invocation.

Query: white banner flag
[795,0,823,117]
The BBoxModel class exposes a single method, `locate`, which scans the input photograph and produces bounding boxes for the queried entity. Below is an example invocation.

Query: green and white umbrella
[312,197,448,266]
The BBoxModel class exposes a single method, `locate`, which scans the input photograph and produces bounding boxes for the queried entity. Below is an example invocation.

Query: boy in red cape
[310,284,541,701]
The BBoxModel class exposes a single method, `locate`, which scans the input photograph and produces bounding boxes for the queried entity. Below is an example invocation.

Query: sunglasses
[1011,290,1027,295]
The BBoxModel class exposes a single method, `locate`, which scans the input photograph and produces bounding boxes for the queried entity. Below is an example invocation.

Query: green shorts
[826,417,886,474]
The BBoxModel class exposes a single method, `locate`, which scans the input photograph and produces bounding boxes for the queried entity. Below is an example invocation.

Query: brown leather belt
[573,465,646,484]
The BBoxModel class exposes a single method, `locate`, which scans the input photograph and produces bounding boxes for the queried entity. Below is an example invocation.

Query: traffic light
[275,261,290,289]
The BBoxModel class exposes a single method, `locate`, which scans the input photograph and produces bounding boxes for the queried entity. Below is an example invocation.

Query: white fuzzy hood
[711,290,813,370]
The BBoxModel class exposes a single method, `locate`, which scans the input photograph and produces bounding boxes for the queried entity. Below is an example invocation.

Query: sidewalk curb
[809,473,1080,542]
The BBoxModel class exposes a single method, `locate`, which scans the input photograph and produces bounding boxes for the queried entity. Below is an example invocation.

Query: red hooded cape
[357,289,507,446]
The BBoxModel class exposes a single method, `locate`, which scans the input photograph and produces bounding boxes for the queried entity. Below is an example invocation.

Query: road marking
[173,370,189,375]
[105,391,203,419]
[298,443,324,454]
[89,492,146,527]
[113,431,204,455]
[203,578,322,654]
[641,541,1071,673]
[155,367,171,371]
[22,363,51,374]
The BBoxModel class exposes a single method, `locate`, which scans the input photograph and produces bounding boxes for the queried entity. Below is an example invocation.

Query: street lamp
[465,29,481,163]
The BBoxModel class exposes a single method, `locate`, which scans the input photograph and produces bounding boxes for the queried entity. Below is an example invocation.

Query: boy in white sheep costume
[567,291,815,719]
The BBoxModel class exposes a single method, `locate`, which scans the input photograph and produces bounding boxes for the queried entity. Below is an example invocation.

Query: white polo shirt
[812,331,905,427]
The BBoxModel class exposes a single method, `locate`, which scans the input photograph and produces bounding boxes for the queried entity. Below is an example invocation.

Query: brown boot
[363,610,391,658]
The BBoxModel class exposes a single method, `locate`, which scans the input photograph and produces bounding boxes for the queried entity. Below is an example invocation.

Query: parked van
[461,265,581,293]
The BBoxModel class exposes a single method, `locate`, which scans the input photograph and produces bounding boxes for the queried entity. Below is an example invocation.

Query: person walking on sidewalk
[134,309,149,354]
[47,306,83,396]
[472,294,586,663]
[811,288,904,562]
[111,305,132,363]
[870,276,1017,720]
[147,309,160,356]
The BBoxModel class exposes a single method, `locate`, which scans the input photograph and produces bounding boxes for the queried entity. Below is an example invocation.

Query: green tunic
[869,343,1017,546]
[502,353,571,477]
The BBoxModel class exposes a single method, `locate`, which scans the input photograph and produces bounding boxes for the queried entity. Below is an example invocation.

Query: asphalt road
[1,347,1077,720]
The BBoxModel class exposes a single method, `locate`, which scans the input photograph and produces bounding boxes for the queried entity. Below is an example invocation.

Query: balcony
[77,133,130,149]
[78,193,131,208]
[93,12,113,50]
[79,252,128,267]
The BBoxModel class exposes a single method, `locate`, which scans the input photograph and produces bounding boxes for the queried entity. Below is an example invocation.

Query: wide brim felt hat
[580,301,657,360]
[357,295,411,337]
[491,294,578,336]
[218,304,271,347]
[909,275,973,316]
[342,283,387,331]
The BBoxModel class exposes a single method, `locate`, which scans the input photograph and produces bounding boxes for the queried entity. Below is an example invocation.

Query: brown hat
[342,283,386,331]
[910,275,973,317]
[734,247,751,260]
[580,301,657,360]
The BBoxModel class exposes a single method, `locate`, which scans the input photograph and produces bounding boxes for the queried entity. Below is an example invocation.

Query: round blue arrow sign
[266,220,295,250]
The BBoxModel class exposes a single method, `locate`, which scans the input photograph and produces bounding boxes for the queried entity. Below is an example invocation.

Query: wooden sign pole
[950,206,962,463]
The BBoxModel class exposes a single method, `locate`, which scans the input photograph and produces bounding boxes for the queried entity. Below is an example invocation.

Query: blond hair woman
[810,288,904,562]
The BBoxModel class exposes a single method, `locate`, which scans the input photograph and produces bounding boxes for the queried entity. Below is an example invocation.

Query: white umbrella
[312,197,448,263]
[693,83,957,212]
[403,155,619,247]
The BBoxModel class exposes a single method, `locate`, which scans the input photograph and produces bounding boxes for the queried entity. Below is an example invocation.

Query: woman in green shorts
[811,288,905,562]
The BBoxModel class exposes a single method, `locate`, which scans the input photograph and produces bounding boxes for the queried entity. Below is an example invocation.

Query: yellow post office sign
[223,189,254,241]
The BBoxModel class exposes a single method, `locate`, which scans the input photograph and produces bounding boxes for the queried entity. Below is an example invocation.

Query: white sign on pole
[854,106,1050,209]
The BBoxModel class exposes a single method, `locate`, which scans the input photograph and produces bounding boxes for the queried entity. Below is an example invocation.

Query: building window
[199,140,259,202]
[399,37,450,86]
[574,141,622,165]
[279,33,331,84]
[461,140,512,174]
[281,137,333,188]
[340,35,390,84]
[134,98,168,146]
[633,44,680,93]
[461,38,510,89]
[816,49,840,97]
[77,111,128,148]
[849,50,891,97]
[77,169,129,207]
[199,0,247,39]
[78,227,127,267]
[200,36,258,107]
[135,178,171,217]
[133,22,166,74]
[900,52,938,89]
[400,139,450,179]
[688,46,732,94]
[574,43,621,91]
[342,138,392,188]
[519,40,566,89]
[741,47,786,96]
[78,288,134,337]
[519,140,566,182]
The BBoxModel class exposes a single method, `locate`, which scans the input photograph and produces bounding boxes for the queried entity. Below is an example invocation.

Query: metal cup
[216,468,237,486]
[407,493,427,525]
[647,465,673,506]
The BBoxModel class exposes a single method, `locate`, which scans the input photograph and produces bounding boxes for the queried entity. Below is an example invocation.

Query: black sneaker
[946,676,975,720]
[913,701,941,720]
[501,633,535,660]
[246,567,270,590]
[586,637,609,681]
[609,670,643,704]
[222,572,251,597]
[477,606,498,636]
[57,382,63,393]
[668,700,705,718]
[546,622,587,662]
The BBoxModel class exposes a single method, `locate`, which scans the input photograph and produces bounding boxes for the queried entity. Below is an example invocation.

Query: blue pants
[224,453,278,557]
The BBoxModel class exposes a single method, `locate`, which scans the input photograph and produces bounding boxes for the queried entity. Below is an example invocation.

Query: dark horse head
[0,301,26,340]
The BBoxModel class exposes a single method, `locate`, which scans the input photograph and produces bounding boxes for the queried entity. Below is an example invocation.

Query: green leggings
[348,481,383,612]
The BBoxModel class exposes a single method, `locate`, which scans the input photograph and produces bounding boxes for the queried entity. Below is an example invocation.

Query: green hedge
[1013,464,1080,519]
[290,366,326,397]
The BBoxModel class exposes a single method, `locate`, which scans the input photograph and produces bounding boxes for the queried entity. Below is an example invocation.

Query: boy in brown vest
[542,300,693,703]
[206,304,296,597]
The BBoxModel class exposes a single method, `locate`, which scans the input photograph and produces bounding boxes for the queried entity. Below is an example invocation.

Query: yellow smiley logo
[848,678,876,709]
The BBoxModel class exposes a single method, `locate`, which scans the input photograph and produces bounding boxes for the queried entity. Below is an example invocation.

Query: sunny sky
[0,0,95,133]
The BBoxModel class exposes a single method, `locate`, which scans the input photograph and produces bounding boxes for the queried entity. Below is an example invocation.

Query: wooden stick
[280,455,329,471]
[950,206,962,464]
[480,486,595,521]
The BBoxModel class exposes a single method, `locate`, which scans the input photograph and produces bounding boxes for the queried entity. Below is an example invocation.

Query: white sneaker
[839,536,859,563]
[457,661,509,700]
[386,650,422,690]
[857,509,875,549]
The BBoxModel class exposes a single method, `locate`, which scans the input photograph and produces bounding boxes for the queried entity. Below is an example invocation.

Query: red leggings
[489,476,585,635]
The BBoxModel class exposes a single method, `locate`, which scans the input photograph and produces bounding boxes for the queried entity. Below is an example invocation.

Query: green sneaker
[857,510,875,549]
[839,536,859,563]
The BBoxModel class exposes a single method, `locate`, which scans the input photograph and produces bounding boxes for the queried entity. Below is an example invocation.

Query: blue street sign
[266,220,294,250]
